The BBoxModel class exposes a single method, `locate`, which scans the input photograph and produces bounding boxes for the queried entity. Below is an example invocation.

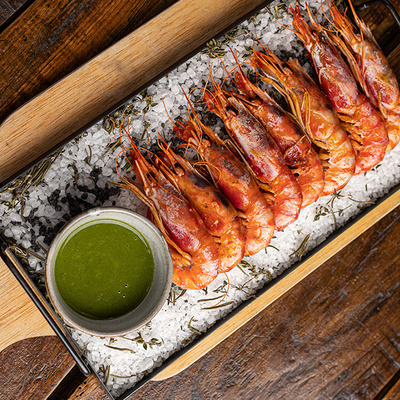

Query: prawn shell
[157,145,245,273]
[232,70,325,207]
[289,4,388,174]
[174,118,275,255]
[250,51,355,196]
[205,87,302,231]
[328,0,400,151]
[123,145,220,290]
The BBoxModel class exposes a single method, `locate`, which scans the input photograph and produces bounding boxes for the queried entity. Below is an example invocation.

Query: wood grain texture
[355,0,400,55]
[0,0,178,123]
[131,205,400,400]
[0,336,75,400]
[0,0,30,27]
[0,0,268,186]
[66,373,111,400]
[1,0,400,398]
[0,257,55,352]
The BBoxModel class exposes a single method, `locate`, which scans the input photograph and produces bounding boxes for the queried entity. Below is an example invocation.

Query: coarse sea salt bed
[1,1,400,397]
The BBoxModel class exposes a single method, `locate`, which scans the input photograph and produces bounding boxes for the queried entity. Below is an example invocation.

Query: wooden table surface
[1,0,400,399]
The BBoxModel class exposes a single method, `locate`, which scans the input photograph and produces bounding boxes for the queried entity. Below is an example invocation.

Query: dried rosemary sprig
[104,344,135,354]
[103,103,139,134]
[84,146,93,166]
[122,332,163,350]
[197,295,225,303]
[237,260,272,281]
[347,195,375,210]
[181,317,201,345]
[289,233,312,261]
[201,301,234,310]
[314,190,345,229]
[99,365,111,385]
[10,245,46,262]
[265,244,280,254]
[1,149,63,208]
[273,2,289,20]
[167,287,187,305]
[213,279,229,293]
[187,317,201,335]
[68,163,79,186]
[201,26,244,59]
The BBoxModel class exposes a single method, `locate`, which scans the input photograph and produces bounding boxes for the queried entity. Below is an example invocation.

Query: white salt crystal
[23,205,32,218]
[10,213,22,222]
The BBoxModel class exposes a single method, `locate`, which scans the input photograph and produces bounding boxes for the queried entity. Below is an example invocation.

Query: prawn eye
[226,106,237,114]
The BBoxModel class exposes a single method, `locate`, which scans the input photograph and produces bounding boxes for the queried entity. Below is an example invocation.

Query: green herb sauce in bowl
[46,207,172,337]
[55,220,155,320]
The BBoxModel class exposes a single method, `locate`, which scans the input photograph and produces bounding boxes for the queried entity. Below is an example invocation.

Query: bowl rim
[45,206,173,337]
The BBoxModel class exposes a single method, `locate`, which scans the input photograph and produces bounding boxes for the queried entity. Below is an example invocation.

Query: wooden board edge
[151,187,400,381]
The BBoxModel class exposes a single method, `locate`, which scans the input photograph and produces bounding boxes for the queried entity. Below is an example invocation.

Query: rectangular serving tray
[1,1,400,399]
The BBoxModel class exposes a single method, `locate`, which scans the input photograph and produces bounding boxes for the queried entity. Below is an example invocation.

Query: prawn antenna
[275,5,299,36]
[162,97,178,128]
[320,0,336,30]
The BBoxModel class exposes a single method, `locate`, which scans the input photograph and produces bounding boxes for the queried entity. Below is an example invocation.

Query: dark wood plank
[65,374,111,400]
[0,336,75,400]
[0,0,399,126]
[354,0,400,55]
[0,0,30,27]
[0,0,177,124]
[130,206,400,399]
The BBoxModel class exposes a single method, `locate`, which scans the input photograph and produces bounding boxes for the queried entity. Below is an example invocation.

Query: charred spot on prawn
[214,190,231,209]
[190,173,212,189]
[226,105,238,115]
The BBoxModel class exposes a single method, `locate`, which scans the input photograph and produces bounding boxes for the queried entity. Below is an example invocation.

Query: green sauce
[54,219,154,320]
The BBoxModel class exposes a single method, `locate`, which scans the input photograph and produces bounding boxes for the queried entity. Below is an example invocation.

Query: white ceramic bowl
[45,207,172,336]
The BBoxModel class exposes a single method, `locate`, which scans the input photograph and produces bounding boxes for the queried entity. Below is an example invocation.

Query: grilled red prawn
[289,4,388,174]
[251,49,355,196]
[118,142,219,290]
[327,0,400,151]
[174,114,275,255]
[231,69,325,207]
[155,141,245,273]
[204,75,302,231]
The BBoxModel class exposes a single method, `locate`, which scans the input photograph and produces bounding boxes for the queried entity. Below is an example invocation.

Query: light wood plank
[0,257,54,353]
